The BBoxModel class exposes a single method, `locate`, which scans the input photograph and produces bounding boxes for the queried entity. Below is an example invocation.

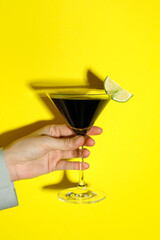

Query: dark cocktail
[51,98,108,135]
[47,88,110,203]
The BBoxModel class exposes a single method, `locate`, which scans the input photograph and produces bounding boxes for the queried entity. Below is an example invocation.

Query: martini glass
[46,88,110,204]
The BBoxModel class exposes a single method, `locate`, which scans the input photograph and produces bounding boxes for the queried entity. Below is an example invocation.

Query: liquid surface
[51,98,109,135]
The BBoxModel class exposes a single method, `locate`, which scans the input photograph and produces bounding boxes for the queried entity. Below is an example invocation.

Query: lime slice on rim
[104,76,133,102]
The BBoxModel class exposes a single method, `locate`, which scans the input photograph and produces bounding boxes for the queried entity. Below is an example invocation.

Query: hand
[3,124,102,182]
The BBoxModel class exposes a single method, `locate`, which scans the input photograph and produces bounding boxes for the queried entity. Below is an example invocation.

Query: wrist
[3,149,18,182]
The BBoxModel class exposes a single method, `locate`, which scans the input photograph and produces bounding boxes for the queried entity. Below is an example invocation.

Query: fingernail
[83,162,90,169]
[98,128,103,134]
[91,139,95,145]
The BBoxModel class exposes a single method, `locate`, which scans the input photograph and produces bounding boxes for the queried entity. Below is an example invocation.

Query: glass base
[58,186,106,204]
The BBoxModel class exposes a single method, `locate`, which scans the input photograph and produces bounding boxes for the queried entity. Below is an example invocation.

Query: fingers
[41,135,85,151]
[84,136,95,147]
[55,161,90,171]
[33,124,102,137]
[33,124,75,137]
[87,126,103,135]
[41,135,95,152]
[61,148,90,159]
[32,125,102,152]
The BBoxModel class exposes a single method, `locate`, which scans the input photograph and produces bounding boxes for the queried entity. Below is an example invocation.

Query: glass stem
[78,145,86,188]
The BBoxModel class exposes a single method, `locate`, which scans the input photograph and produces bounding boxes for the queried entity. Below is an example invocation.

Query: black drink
[51,98,109,135]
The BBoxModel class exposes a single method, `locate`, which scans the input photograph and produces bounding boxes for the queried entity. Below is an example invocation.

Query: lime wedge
[104,76,133,102]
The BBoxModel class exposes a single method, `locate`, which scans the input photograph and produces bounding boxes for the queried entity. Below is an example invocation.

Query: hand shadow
[42,171,79,191]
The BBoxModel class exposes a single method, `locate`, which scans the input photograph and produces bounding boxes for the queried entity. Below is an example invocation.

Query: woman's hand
[3,124,102,181]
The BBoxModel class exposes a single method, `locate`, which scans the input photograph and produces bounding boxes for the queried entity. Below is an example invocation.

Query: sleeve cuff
[0,149,18,210]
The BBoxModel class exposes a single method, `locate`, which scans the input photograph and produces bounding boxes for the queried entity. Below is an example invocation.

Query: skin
[3,124,102,182]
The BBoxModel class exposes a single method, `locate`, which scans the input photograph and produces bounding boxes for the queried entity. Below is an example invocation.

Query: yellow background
[0,0,160,239]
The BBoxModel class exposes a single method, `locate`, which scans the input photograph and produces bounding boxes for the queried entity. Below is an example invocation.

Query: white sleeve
[0,149,18,210]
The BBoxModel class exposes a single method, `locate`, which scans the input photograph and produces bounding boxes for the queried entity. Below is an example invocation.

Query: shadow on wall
[42,171,90,192]
[0,69,104,189]
[30,69,104,90]
[42,171,78,191]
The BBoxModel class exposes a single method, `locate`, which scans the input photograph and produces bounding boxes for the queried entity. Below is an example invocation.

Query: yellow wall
[0,0,160,239]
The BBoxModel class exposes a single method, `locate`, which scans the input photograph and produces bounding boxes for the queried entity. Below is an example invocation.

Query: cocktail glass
[46,88,110,204]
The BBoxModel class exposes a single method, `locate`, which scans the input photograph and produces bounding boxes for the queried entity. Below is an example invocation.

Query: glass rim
[38,88,110,99]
